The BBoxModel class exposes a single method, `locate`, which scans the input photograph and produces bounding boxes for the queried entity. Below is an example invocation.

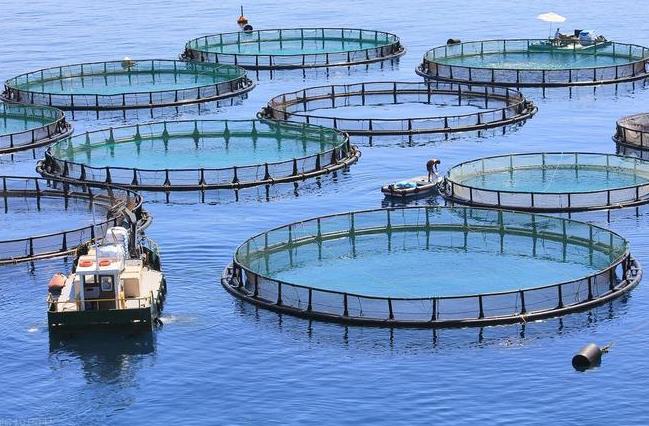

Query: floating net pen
[260,81,537,137]
[443,152,649,212]
[0,103,71,156]
[2,60,255,114]
[38,119,360,191]
[222,206,641,327]
[183,28,405,70]
[417,39,649,88]
[0,176,146,265]
[614,113,649,150]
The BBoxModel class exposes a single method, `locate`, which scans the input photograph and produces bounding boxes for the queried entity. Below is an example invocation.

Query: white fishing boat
[530,29,611,52]
[47,226,166,329]
[381,175,443,199]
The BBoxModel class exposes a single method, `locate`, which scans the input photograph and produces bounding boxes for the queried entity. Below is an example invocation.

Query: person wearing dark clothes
[426,159,440,182]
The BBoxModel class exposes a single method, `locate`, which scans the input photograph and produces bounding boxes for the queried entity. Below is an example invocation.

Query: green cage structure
[0,103,71,156]
[0,176,146,265]
[443,152,649,212]
[222,206,641,327]
[260,81,537,143]
[38,119,360,191]
[183,28,405,70]
[2,60,255,118]
[417,39,649,88]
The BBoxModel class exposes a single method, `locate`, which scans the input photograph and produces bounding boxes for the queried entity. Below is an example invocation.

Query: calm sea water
[2,0,649,424]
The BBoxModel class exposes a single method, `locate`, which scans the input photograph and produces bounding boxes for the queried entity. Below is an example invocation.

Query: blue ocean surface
[1,0,649,424]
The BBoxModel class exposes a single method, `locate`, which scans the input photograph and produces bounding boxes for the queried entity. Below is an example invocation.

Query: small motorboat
[382,158,443,199]
[47,226,166,330]
[381,175,443,199]
[530,29,611,52]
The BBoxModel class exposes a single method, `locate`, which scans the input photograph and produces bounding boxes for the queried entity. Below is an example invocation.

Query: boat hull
[528,41,612,52]
[48,306,157,329]
[381,176,442,199]
[47,277,165,329]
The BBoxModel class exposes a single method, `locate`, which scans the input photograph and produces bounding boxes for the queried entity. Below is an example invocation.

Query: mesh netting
[260,81,537,136]
[0,103,71,155]
[615,113,649,150]
[39,119,359,191]
[417,39,649,87]
[444,152,649,212]
[0,176,145,265]
[2,60,254,111]
[222,206,639,327]
[183,28,405,70]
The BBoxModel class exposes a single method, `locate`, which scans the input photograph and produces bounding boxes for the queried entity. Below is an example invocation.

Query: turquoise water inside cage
[0,115,51,135]
[459,167,649,193]
[1,198,100,239]
[204,38,390,55]
[54,134,338,169]
[435,51,634,70]
[250,230,611,297]
[13,71,230,96]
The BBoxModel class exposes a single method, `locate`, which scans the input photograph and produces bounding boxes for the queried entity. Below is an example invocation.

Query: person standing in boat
[426,159,440,182]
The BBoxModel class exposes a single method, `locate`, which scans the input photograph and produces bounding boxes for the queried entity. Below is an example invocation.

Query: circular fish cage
[443,152,649,212]
[38,119,360,191]
[0,176,146,265]
[614,113,649,150]
[222,206,641,328]
[260,81,537,138]
[0,103,71,156]
[1,60,255,113]
[183,28,405,70]
[416,39,649,88]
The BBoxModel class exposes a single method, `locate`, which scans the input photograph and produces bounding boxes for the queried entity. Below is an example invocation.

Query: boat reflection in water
[49,328,155,383]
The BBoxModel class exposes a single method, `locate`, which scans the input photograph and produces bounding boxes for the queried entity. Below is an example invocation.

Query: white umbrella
[537,12,566,23]
[537,12,566,38]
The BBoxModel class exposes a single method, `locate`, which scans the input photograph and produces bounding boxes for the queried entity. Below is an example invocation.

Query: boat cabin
[72,227,143,312]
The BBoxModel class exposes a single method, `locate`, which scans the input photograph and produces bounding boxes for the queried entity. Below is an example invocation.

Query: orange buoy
[237,6,248,26]
[98,258,112,267]
[48,273,66,292]
[79,257,94,268]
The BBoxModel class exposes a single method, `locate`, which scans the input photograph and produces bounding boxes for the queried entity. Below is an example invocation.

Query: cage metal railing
[443,152,649,212]
[48,294,153,311]
[222,206,639,327]
[38,119,360,191]
[183,28,405,70]
[614,113,649,150]
[260,81,537,135]
[0,176,145,265]
[417,39,649,87]
[0,103,72,154]
[2,60,255,111]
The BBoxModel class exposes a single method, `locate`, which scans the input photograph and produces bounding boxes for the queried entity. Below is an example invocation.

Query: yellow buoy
[121,56,136,70]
